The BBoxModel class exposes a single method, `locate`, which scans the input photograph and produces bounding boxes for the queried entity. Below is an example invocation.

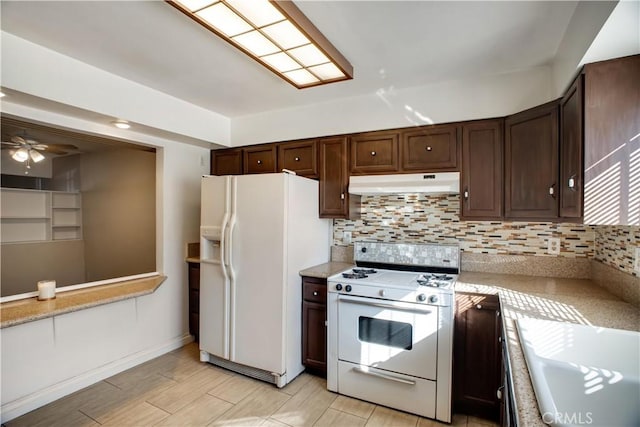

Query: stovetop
[334,268,457,291]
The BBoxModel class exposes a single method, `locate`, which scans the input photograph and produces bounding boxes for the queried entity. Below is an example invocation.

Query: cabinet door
[461,120,503,219]
[454,293,501,421]
[277,139,318,178]
[211,148,243,175]
[350,131,399,174]
[560,74,584,220]
[302,300,327,375]
[505,101,559,219]
[401,124,459,171]
[319,137,358,218]
[188,263,200,341]
[584,54,640,225]
[244,145,277,174]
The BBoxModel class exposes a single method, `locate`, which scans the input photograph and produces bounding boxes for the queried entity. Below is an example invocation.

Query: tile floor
[5,343,498,427]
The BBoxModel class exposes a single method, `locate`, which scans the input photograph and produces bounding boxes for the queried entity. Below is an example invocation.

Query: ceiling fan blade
[1,141,21,147]
[33,144,49,150]
[10,136,27,145]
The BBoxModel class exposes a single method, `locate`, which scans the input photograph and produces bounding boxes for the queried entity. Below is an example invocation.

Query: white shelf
[1,189,82,243]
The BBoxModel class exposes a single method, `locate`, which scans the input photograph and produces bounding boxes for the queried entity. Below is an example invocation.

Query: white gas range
[327,242,459,423]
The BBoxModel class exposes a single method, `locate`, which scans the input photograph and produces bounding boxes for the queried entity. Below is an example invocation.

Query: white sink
[517,318,640,427]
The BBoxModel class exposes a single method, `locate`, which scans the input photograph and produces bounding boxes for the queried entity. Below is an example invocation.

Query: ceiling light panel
[287,44,329,67]
[168,0,353,88]
[261,52,301,73]
[196,3,251,37]
[226,0,284,27]
[233,31,279,56]
[262,21,309,50]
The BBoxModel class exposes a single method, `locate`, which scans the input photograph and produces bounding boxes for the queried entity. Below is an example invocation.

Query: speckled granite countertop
[456,272,640,427]
[299,262,354,279]
[1,275,166,328]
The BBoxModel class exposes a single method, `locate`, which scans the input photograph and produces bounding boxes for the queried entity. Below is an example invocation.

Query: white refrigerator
[199,172,330,387]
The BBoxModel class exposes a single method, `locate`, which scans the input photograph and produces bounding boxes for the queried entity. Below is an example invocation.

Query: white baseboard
[0,333,194,423]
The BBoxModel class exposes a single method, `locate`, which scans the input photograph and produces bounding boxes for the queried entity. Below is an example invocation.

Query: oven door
[337,294,439,380]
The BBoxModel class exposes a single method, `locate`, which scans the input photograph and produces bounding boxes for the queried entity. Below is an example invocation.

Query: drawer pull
[294,157,300,161]
[257,160,262,165]
[371,151,376,156]
[426,146,432,151]
[313,291,318,296]
[476,304,482,310]
[352,366,416,385]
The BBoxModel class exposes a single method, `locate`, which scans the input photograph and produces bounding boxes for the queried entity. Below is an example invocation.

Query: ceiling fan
[1,135,78,174]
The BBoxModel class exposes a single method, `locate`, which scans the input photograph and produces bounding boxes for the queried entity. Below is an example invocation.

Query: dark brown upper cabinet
[559,74,584,220]
[350,131,400,175]
[277,139,318,178]
[505,100,560,220]
[583,54,640,225]
[211,148,243,175]
[243,145,277,174]
[319,137,359,219]
[401,124,459,171]
[461,119,504,220]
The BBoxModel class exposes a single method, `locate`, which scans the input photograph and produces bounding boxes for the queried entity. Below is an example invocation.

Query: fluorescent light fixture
[112,120,131,129]
[30,150,45,163]
[12,148,29,162]
[168,0,353,89]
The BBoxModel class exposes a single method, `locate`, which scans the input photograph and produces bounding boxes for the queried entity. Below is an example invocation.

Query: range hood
[348,172,460,195]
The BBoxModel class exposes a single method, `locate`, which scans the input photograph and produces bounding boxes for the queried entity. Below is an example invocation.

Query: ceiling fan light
[12,148,29,162]
[30,150,45,163]
[112,120,131,129]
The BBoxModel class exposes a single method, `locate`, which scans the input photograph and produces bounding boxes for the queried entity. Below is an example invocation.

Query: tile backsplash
[595,226,640,276]
[334,194,595,257]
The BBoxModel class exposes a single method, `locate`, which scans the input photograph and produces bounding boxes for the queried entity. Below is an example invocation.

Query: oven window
[358,316,413,350]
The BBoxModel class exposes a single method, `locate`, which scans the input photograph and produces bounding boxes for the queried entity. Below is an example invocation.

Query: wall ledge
[0,274,166,328]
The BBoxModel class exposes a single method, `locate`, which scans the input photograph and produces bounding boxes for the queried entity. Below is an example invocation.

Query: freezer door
[200,175,231,359]
[199,262,230,359]
[229,174,287,374]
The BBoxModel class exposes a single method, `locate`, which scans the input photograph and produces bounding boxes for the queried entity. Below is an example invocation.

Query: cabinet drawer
[401,125,459,171]
[277,140,317,177]
[350,131,399,174]
[302,277,327,303]
[244,146,277,174]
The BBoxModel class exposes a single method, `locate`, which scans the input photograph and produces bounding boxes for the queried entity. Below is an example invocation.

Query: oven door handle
[338,294,433,314]
[352,366,416,385]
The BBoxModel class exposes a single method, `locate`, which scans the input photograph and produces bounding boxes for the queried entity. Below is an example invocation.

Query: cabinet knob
[476,304,482,310]
[497,386,504,400]
[294,157,300,162]
[426,146,432,151]
[568,175,576,190]
[313,291,318,296]
[257,160,262,165]
[371,151,376,156]
[549,184,556,198]
[464,189,469,200]
[341,193,345,200]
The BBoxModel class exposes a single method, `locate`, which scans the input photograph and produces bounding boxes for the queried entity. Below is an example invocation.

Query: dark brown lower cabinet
[454,292,502,422]
[188,262,200,341]
[301,276,327,376]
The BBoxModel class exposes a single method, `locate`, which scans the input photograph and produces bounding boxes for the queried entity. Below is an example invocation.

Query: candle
[37,280,56,301]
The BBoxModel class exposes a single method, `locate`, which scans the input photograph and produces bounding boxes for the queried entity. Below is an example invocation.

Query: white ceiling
[1,1,579,119]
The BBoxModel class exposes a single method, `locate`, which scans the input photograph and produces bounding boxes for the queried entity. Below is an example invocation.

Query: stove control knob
[345,285,352,293]
[429,295,439,304]
[335,284,343,291]
[379,290,386,297]
[417,294,426,302]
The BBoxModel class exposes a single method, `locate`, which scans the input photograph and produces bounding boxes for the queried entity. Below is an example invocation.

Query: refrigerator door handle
[219,177,231,281]
[227,176,238,361]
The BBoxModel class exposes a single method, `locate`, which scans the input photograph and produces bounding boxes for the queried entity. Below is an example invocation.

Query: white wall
[0,106,209,422]
[231,66,553,146]
[1,31,230,146]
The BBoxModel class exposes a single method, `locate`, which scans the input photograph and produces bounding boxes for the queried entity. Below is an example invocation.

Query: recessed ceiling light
[112,120,131,129]
[168,0,353,89]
